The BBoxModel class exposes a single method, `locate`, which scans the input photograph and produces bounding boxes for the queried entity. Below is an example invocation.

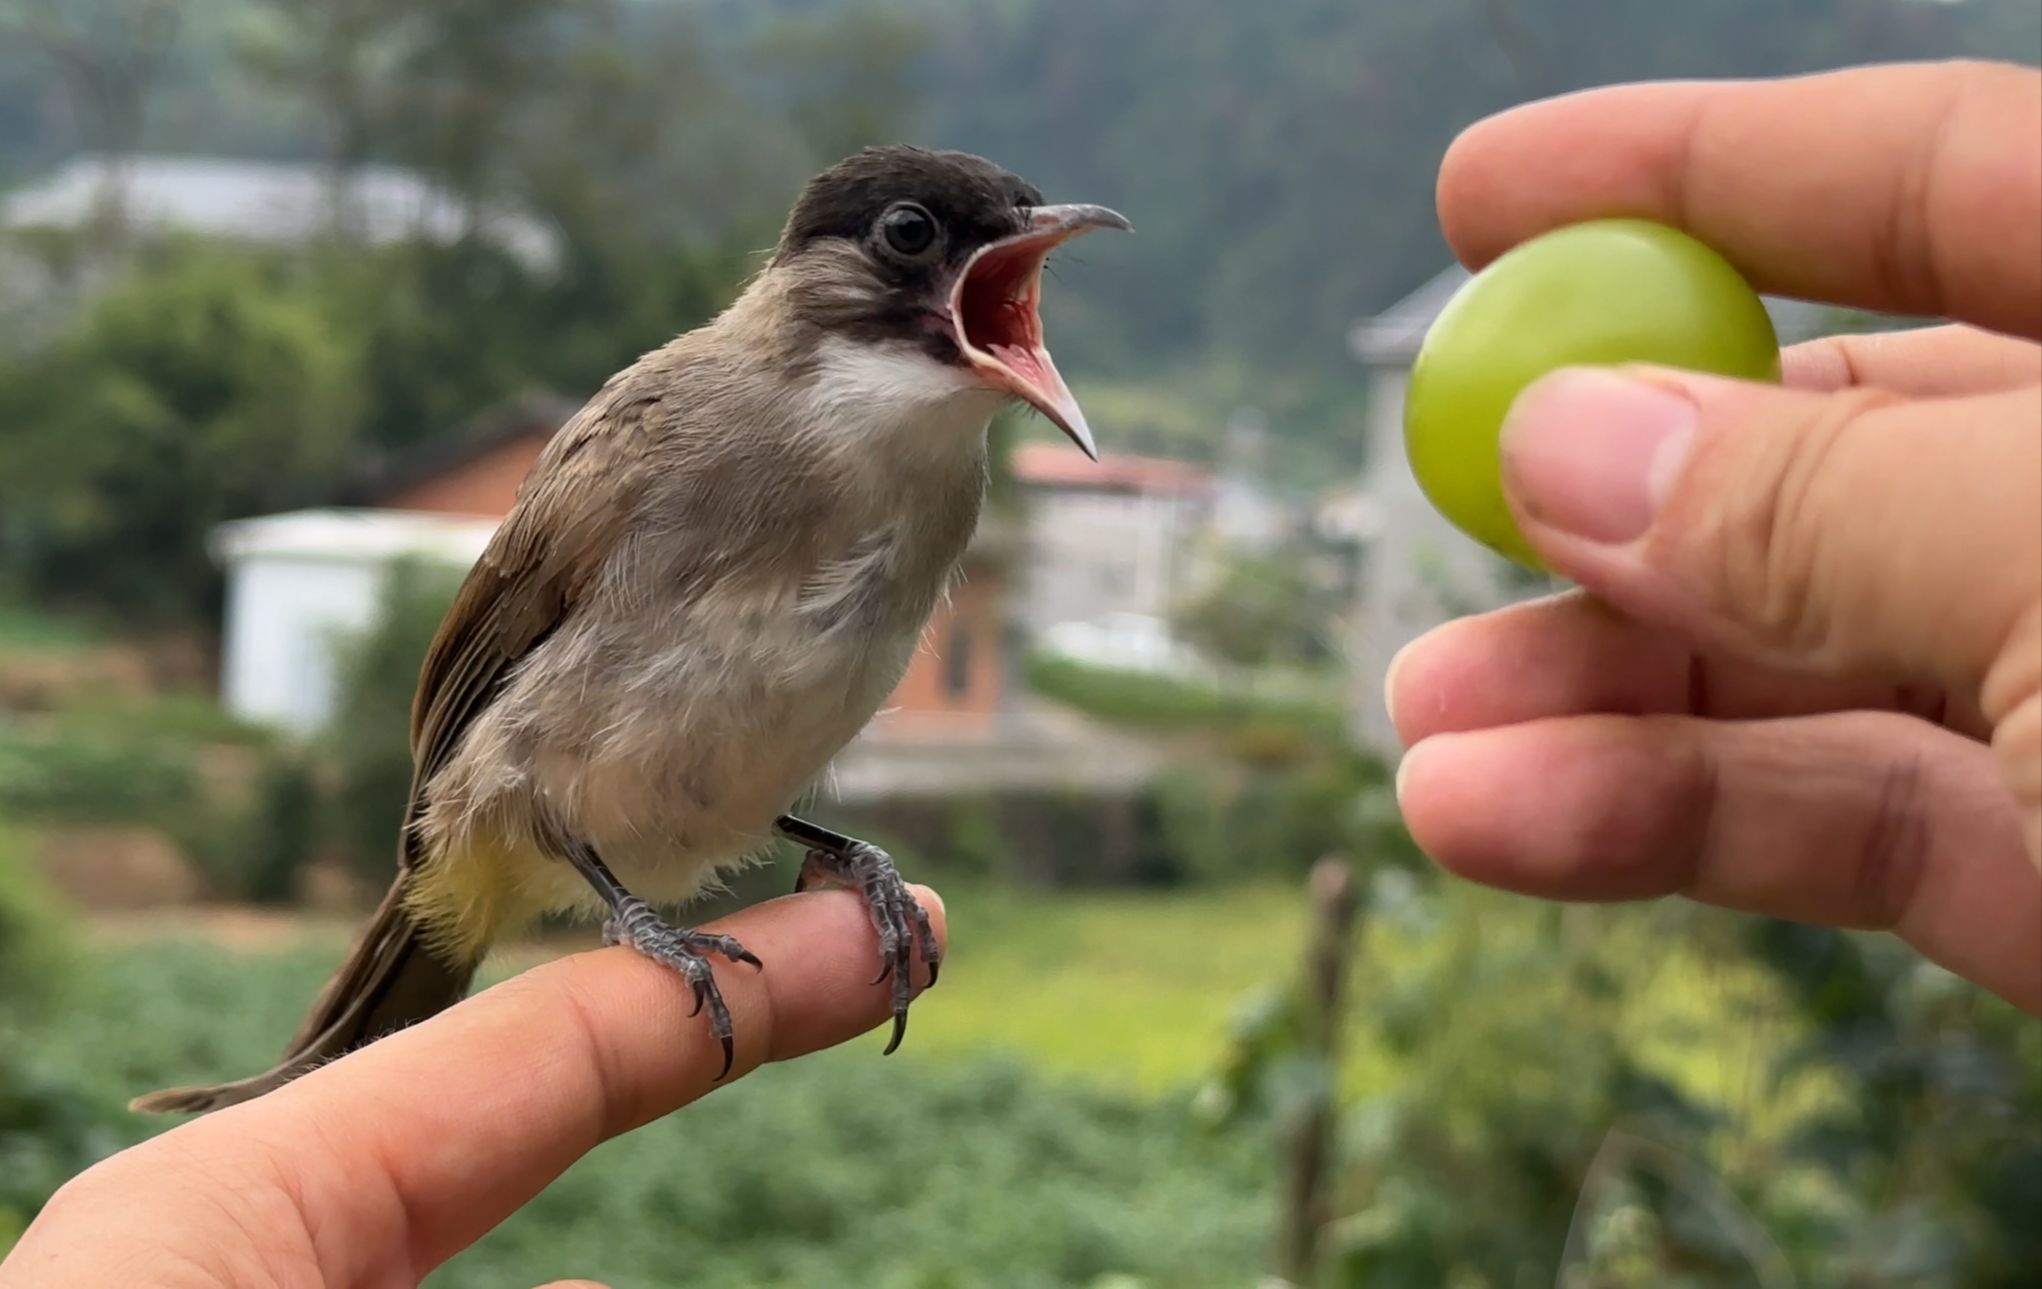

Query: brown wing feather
[134,397,653,1115]
[274,397,643,1058]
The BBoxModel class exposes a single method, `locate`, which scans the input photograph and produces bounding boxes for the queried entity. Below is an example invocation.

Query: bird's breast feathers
[410,337,1001,937]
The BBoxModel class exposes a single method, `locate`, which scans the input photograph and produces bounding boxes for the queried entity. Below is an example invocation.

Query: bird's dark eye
[879,202,937,256]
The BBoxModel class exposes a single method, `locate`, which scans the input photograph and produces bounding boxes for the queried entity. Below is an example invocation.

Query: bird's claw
[796,840,941,1054]
[602,896,759,1080]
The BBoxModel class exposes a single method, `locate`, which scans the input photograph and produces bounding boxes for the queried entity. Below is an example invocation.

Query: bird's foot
[795,839,941,1054]
[601,895,762,1080]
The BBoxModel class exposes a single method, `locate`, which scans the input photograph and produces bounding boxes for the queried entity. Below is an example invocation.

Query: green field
[0,599,101,653]
[10,877,2029,1286]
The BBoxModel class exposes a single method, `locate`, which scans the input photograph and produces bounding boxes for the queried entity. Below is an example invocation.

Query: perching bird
[134,147,1129,1114]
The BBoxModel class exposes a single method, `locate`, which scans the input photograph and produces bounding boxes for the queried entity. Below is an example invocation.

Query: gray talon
[602,895,754,1080]
[793,839,940,1054]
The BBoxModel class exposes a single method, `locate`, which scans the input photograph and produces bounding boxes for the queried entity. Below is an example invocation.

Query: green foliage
[450,1056,1270,1289]
[919,0,2037,458]
[16,931,1273,1286]
[0,240,361,620]
[0,824,70,1019]
[1200,881,2042,1288]
[1174,549,1338,669]
[1149,745,1405,885]
[0,599,101,653]
[0,690,321,902]
[0,825,111,1250]
[49,689,267,747]
[215,749,323,906]
[1026,652,1411,884]
[1740,922,2042,1285]
[323,558,461,880]
[0,714,201,828]
[1025,653,1347,742]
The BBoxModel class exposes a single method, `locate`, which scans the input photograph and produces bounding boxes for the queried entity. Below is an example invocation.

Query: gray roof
[2,155,560,271]
[1349,262,1837,366]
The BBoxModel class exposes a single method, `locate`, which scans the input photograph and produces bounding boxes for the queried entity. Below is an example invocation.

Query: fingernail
[1500,368,1697,544]
[1393,738,1432,805]
[1382,637,1414,731]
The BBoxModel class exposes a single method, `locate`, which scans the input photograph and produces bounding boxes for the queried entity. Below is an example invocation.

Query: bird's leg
[565,842,761,1080]
[773,814,941,1054]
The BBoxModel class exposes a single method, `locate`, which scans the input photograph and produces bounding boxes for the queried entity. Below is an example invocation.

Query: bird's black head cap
[774,146,1044,284]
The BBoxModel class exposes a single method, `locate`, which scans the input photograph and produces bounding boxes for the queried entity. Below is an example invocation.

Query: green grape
[1404,218,1779,568]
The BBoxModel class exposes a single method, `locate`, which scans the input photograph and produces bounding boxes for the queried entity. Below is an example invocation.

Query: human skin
[1390,61,2042,1014]
[1,887,945,1288]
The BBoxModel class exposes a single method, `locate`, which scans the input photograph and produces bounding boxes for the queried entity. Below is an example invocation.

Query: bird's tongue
[951,204,1130,460]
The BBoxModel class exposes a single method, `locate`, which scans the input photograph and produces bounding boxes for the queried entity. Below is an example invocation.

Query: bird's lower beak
[949,203,1132,460]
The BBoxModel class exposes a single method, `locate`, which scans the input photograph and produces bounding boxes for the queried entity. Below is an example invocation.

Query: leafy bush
[1198,877,2042,1288]
[0,599,101,654]
[452,1055,1270,1289]
[1741,922,2042,1285]
[0,825,69,1020]
[0,825,112,1250]
[0,241,363,621]
[0,693,308,903]
[1173,548,1342,669]
[1026,653,1346,742]
[0,715,199,827]
[324,558,464,882]
[207,750,324,906]
[20,932,1272,1287]
[1027,652,1414,886]
[50,690,268,748]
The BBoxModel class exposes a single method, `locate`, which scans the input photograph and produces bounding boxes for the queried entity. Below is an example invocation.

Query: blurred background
[1,1,2039,1285]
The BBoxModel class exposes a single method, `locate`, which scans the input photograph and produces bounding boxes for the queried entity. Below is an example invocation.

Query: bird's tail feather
[131,877,479,1116]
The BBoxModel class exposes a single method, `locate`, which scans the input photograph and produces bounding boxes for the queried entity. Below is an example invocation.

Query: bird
[133,146,1130,1115]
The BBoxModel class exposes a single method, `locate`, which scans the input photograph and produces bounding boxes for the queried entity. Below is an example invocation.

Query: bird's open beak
[949,203,1131,460]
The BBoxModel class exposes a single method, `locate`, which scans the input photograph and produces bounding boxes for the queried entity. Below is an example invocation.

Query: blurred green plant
[1025,653,1347,742]
[1173,549,1341,671]
[1741,922,2042,1285]
[0,685,334,903]
[1028,652,1411,886]
[217,749,323,906]
[323,557,462,882]
[1199,872,2042,1288]
[0,598,102,654]
[0,716,199,828]
[0,824,115,1253]
[20,929,1275,1287]
[0,239,362,621]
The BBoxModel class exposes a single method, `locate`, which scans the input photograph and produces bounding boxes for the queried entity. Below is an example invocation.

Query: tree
[1176,549,1336,670]
[0,243,360,619]
[322,557,461,881]
[233,0,401,234]
[0,0,185,244]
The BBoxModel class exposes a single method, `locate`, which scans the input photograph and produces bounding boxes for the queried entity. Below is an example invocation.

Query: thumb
[1498,366,2041,713]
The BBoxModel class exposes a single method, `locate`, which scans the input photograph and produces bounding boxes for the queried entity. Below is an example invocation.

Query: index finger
[1437,62,2042,339]
[209,886,944,1281]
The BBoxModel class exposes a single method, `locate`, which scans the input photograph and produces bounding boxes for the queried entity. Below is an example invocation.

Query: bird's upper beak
[949,203,1131,460]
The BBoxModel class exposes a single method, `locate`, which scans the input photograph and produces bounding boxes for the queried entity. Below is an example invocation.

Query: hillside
[2,0,2035,475]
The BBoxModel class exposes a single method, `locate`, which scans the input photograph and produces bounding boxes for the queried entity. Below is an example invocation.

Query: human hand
[1389,61,2042,1011]
[0,887,945,1288]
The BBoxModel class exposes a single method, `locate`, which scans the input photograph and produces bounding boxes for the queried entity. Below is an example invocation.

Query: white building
[210,509,497,733]
[1345,264,1836,755]
[1,154,560,271]
[1009,441,1214,637]
[1208,408,1291,552]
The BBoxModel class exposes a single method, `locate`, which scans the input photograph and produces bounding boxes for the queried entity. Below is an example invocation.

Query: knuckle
[1675,386,1902,660]
[1852,743,1934,930]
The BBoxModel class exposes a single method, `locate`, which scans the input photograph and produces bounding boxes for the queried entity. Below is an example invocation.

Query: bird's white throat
[803,336,1006,477]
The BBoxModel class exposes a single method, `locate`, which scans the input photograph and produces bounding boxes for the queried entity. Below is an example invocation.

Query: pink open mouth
[949,203,1131,460]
